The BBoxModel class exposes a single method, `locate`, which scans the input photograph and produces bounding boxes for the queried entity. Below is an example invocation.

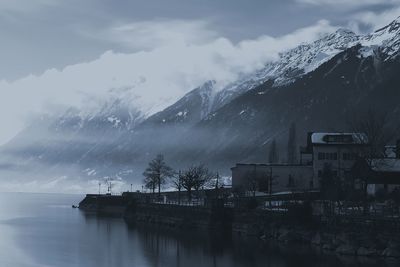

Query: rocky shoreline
[248,225,400,258]
[79,194,400,258]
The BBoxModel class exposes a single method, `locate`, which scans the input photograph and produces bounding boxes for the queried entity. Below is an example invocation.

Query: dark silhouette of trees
[143,154,174,198]
[170,170,183,204]
[320,163,343,215]
[320,164,342,202]
[181,164,213,202]
[242,169,259,209]
[244,169,258,198]
[349,109,398,203]
[350,109,396,160]
[143,175,156,194]
[287,122,297,164]
[268,139,279,163]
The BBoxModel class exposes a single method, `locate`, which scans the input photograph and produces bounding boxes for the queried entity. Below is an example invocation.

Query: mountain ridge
[1,18,400,192]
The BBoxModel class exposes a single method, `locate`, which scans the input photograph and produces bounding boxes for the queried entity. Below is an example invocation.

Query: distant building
[352,150,400,195]
[307,132,368,188]
[232,132,369,195]
[231,132,400,196]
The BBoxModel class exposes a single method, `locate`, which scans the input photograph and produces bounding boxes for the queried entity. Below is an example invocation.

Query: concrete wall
[231,164,314,193]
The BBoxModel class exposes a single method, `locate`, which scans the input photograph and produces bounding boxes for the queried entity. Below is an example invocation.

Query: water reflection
[129,224,399,267]
[0,193,399,267]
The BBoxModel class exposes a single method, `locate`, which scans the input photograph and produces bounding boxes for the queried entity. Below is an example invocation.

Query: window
[318,170,322,178]
[343,152,358,160]
[317,152,338,160]
[324,134,353,143]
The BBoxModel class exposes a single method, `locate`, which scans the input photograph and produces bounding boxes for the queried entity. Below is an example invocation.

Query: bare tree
[170,170,183,204]
[287,122,297,164]
[349,109,398,212]
[143,154,174,199]
[243,167,272,198]
[143,174,156,194]
[181,164,213,202]
[268,139,279,163]
[350,110,397,184]
[350,109,396,160]
[245,170,258,198]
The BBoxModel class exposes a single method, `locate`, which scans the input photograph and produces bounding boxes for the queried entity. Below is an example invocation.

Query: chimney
[397,139,400,159]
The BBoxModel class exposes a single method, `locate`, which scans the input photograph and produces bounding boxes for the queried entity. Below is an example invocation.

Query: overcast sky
[0,0,399,144]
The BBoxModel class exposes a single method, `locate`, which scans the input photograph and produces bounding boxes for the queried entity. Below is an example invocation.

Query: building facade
[232,132,368,194]
[308,133,367,188]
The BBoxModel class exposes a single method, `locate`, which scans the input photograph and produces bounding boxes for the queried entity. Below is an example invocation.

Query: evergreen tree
[268,139,279,163]
[170,170,183,204]
[287,122,297,164]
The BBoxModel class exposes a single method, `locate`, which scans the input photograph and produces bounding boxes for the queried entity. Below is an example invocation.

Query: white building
[308,133,368,188]
[232,132,368,194]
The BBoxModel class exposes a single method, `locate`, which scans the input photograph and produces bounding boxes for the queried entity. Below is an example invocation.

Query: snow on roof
[371,158,400,173]
[311,132,368,145]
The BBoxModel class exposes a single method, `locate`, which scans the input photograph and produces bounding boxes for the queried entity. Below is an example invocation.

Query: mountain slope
[143,81,216,126]
[148,17,400,126]
[1,18,400,192]
[111,42,400,175]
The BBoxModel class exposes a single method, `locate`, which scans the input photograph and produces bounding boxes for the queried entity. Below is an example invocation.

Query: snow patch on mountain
[46,17,400,132]
[362,16,400,60]
[210,18,400,113]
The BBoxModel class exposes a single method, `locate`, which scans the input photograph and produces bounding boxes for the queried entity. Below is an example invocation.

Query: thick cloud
[349,8,400,32]
[0,19,337,145]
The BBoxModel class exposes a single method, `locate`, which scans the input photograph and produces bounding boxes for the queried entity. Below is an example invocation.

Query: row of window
[318,152,337,160]
[317,170,338,178]
[317,152,358,161]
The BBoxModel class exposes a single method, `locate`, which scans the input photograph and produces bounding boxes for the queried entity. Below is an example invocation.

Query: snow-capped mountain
[53,97,143,134]
[1,17,400,192]
[362,17,400,60]
[41,17,400,133]
[143,81,216,126]
[206,17,400,113]
[145,29,363,126]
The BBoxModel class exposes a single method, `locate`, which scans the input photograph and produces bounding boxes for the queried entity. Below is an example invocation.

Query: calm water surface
[0,193,398,267]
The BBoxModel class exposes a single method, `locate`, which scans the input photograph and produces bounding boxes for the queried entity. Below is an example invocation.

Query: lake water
[0,193,398,267]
